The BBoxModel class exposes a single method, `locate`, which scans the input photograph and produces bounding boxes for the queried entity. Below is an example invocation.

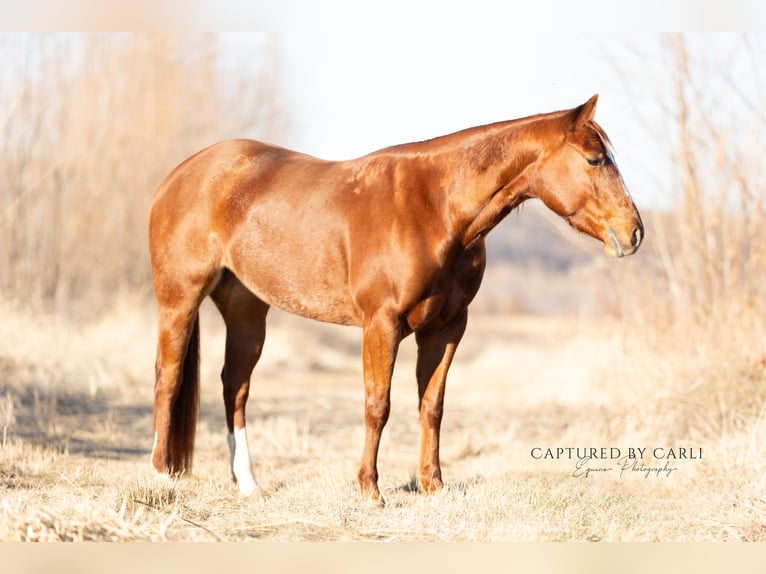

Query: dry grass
[2,300,766,542]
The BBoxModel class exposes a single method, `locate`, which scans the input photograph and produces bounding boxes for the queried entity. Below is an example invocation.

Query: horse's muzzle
[606,223,643,258]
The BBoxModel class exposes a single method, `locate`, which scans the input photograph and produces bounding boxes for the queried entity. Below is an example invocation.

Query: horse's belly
[258,279,362,326]
[223,210,363,325]
[228,255,362,326]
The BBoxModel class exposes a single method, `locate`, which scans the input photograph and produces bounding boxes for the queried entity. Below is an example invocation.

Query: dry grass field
[2,292,766,542]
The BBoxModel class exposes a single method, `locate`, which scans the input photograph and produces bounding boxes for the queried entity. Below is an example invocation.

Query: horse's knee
[419,398,443,429]
[364,397,390,428]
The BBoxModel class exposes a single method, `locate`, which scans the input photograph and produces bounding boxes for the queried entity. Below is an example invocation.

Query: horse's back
[150,139,324,244]
[153,139,313,202]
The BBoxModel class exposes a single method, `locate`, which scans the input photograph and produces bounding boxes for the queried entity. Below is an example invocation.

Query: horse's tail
[169,312,201,474]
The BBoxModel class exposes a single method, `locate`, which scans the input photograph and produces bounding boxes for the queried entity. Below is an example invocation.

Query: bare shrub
[659,35,766,334]
[0,33,286,319]
[603,34,766,444]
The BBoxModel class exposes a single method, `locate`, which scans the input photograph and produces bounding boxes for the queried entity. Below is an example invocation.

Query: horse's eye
[587,155,604,167]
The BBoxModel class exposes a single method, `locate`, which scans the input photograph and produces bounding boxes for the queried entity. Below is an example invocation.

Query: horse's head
[532,95,643,257]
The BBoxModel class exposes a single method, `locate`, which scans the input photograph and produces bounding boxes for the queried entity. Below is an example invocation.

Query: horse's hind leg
[151,258,223,476]
[211,270,269,495]
[151,299,201,475]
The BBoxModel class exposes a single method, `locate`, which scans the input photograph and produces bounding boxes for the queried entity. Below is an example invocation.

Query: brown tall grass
[0,33,285,319]
[656,35,766,334]
[598,35,766,458]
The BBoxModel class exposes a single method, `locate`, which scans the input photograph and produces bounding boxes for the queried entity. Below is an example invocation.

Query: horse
[148,94,643,502]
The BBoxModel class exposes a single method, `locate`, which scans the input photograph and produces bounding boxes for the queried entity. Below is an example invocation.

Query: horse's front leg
[357,312,402,503]
[414,310,467,493]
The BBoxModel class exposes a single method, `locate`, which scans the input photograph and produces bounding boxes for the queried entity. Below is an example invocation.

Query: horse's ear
[570,94,598,129]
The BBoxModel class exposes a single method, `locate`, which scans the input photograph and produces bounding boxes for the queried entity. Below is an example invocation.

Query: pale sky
[277,33,662,158]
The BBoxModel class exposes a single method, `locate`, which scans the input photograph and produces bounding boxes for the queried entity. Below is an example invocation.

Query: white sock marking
[228,426,258,495]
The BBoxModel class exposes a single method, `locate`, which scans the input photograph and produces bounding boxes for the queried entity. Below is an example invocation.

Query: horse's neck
[430,116,554,246]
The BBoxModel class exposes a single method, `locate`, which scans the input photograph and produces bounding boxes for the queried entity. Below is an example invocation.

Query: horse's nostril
[631,227,642,248]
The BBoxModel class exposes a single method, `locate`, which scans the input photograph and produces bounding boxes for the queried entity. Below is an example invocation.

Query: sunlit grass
[2,304,765,541]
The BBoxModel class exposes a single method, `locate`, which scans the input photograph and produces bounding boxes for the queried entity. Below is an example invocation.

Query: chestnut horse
[149,95,642,501]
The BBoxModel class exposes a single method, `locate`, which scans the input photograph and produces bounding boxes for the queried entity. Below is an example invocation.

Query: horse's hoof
[418,476,444,494]
[235,476,260,497]
[151,469,176,485]
[360,494,386,509]
[358,487,386,508]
